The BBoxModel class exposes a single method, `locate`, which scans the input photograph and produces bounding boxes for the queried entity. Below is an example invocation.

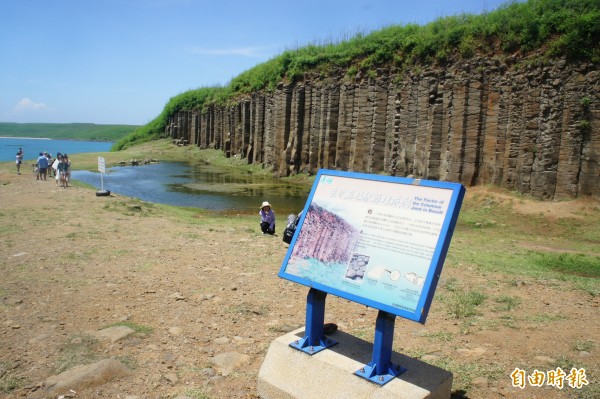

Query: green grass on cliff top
[114,0,600,151]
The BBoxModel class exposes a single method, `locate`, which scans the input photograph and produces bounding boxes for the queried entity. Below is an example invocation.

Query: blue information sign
[279,169,465,324]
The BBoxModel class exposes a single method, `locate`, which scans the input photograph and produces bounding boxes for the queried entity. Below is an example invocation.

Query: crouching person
[259,201,276,235]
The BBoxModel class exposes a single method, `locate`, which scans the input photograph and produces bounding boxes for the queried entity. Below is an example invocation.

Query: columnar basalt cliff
[291,203,359,265]
[167,56,599,199]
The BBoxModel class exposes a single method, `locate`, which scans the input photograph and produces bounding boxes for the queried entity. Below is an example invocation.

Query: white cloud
[13,98,49,112]
[188,46,269,57]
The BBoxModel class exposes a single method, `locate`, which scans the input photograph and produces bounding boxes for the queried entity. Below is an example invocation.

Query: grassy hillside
[114,0,600,151]
[0,122,139,142]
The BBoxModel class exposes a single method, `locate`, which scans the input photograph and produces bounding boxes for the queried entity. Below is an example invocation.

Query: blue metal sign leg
[289,288,338,355]
[355,310,406,385]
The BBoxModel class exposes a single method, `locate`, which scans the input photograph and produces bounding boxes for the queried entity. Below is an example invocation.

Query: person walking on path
[57,155,70,188]
[259,201,276,235]
[46,153,54,177]
[36,152,49,181]
[15,148,24,175]
[63,154,71,186]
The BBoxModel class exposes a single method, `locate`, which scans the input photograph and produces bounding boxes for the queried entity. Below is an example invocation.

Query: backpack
[282,213,301,244]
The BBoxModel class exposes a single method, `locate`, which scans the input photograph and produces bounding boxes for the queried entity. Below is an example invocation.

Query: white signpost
[98,156,106,173]
[96,157,110,196]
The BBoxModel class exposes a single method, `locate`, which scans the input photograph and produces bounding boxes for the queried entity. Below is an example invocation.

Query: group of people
[21,149,72,188]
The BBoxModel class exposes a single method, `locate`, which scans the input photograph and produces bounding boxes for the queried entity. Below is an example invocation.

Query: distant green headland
[0,122,140,143]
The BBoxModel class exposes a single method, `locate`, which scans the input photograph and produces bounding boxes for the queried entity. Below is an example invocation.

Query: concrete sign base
[258,328,452,399]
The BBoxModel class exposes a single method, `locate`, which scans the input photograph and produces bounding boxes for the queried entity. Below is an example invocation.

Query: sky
[0,0,511,126]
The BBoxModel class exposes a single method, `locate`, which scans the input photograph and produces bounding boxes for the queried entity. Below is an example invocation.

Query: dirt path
[1,171,598,399]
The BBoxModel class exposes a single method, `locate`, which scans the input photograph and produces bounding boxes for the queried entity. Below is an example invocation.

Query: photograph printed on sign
[284,174,453,314]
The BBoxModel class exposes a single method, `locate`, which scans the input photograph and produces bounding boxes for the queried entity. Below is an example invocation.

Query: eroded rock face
[167,57,599,199]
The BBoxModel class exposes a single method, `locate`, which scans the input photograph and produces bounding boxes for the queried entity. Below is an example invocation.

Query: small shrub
[346,65,358,78]
[442,276,460,292]
[459,36,476,58]
[422,331,454,342]
[580,96,591,109]
[573,340,595,352]
[0,362,22,393]
[494,295,521,311]
[578,120,591,130]
[184,389,213,399]
[227,303,269,316]
[102,321,153,335]
[447,290,487,318]
[0,375,22,393]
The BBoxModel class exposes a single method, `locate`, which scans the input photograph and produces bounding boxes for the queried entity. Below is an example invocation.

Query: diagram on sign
[404,272,425,287]
[344,253,370,281]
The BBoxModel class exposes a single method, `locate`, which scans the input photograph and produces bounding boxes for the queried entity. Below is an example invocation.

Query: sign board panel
[279,169,465,323]
[98,157,106,174]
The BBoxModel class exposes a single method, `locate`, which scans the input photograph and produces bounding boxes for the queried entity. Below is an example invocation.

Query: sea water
[72,161,309,215]
[0,137,113,162]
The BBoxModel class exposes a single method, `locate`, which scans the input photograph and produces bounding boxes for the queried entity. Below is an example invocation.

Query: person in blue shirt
[259,201,276,235]
[37,152,49,181]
